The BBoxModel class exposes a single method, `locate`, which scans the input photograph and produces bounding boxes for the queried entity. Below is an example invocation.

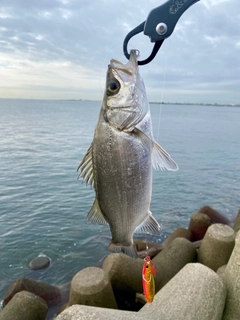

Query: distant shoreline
[0,98,239,107]
[150,101,240,107]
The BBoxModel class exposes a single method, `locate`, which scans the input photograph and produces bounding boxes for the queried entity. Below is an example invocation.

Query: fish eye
[107,80,120,96]
[146,265,148,268]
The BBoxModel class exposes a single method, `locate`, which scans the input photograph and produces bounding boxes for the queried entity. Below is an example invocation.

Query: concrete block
[162,227,193,246]
[217,265,227,278]
[55,264,227,320]
[69,267,117,309]
[4,277,61,307]
[198,223,235,271]
[153,237,197,292]
[233,209,240,232]
[102,253,143,295]
[199,206,230,224]
[134,240,162,252]
[140,263,226,320]
[55,305,146,320]
[188,212,211,241]
[0,291,48,320]
[222,231,240,320]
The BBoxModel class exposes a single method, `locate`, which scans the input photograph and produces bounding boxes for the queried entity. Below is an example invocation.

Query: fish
[142,255,156,303]
[77,49,178,258]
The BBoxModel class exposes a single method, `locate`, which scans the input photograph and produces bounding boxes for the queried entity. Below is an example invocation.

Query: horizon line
[0,97,239,107]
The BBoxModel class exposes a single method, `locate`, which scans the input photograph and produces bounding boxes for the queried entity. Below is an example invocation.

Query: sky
[0,0,239,104]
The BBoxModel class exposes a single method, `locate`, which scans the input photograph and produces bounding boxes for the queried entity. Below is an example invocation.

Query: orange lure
[142,256,156,303]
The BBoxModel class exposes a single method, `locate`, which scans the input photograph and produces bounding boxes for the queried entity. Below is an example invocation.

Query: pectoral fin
[151,262,157,276]
[134,128,179,171]
[77,143,94,187]
[152,140,179,171]
[87,198,109,225]
[135,212,161,235]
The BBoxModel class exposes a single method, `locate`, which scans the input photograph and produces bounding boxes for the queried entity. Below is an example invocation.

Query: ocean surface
[0,99,239,304]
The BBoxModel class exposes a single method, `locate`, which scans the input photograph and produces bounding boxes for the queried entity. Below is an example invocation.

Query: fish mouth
[110,49,139,79]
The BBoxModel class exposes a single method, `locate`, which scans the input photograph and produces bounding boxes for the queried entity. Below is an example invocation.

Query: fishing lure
[142,256,156,303]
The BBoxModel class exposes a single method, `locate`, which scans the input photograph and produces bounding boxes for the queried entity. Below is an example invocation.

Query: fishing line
[144,234,149,255]
[156,41,169,143]
[99,44,125,95]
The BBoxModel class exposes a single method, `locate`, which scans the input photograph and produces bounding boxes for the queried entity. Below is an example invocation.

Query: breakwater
[1,206,240,320]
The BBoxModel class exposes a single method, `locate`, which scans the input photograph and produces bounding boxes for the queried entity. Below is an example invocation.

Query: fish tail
[107,241,138,259]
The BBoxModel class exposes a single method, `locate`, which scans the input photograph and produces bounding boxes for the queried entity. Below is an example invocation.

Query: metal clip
[123,0,200,65]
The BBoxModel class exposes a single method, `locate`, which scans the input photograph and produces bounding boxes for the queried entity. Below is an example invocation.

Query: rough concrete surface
[222,230,240,320]
[198,223,235,271]
[69,267,117,309]
[0,291,48,320]
[140,263,226,320]
[55,305,146,320]
[153,237,197,292]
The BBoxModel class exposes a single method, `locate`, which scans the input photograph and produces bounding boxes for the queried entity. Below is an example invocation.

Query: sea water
[0,99,239,301]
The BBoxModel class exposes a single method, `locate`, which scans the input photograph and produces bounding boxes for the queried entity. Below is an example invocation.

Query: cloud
[0,0,239,104]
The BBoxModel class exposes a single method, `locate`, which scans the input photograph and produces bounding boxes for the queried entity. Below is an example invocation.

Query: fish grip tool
[123,0,200,65]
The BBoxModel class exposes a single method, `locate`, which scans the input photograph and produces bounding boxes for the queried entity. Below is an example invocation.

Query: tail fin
[107,241,138,259]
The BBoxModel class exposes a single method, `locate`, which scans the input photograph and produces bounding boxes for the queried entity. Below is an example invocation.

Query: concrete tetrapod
[152,237,197,292]
[199,206,231,225]
[217,265,227,279]
[140,263,226,320]
[233,209,240,232]
[4,277,61,307]
[0,291,48,320]
[161,227,193,246]
[68,267,117,309]
[55,263,226,320]
[188,212,211,241]
[102,253,143,295]
[55,305,146,320]
[198,223,235,271]
[222,230,240,320]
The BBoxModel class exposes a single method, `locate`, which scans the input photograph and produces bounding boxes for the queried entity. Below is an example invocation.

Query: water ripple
[0,99,239,300]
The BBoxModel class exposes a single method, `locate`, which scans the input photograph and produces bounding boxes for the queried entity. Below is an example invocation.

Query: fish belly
[93,119,152,247]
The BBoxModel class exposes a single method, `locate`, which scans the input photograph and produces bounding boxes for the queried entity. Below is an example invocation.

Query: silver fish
[78,50,178,258]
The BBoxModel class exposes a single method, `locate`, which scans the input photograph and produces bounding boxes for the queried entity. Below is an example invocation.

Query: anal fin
[135,213,161,235]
